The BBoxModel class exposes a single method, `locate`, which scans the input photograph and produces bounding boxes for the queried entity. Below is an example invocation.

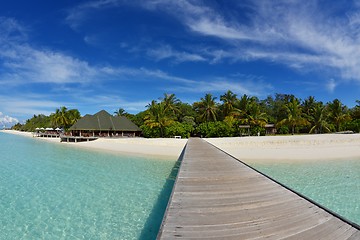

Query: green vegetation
[131,92,360,138]
[12,92,360,138]
[12,107,81,132]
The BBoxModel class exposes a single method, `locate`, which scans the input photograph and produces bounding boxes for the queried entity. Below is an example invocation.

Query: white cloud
[65,0,121,29]
[0,44,99,84]
[326,79,337,93]
[0,95,65,117]
[148,70,273,97]
[0,17,105,86]
[0,112,19,127]
[188,18,254,41]
[132,1,360,83]
[63,0,360,84]
[0,17,27,42]
[91,66,272,97]
[147,45,206,63]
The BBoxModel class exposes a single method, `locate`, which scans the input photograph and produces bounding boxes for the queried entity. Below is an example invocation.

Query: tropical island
[11,91,360,138]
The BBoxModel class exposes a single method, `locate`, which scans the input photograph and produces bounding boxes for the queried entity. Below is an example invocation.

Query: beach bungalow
[68,110,141,138]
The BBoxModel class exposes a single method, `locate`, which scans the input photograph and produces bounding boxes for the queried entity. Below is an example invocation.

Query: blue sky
[1,0,360,126]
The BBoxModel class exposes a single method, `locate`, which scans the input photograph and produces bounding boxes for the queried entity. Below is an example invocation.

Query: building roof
[69,110,141,132]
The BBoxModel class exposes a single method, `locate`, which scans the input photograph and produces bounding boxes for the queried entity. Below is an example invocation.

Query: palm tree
[350,100,360,120]
[144,101,174,137]
[52,106,70,128]
[278,97,308,134]
[309,104,330,134]
[161,93,180,116]
[67,109,81,125]
[234,97,267,133]
[193,93,218,122]
[237,94,251,113]
[114,108,127,116]
[220,90,238,117]
[51,107,80,129]
[245,101,268,127]
[302,96,317,118]
[326,99,350,132]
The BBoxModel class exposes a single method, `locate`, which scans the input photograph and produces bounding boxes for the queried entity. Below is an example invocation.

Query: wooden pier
[158,138,359,239]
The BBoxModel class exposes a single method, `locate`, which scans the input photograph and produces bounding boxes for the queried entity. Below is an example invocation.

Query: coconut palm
[114,108,127,116]
[278,97,308,134]
[51,106,70,128]
[302,96,317,117]
[144,101,174,137]
[161,93,180,116]
[235,98,267,127]
[220,90,238,117]
[193,93,218,122]
[51,107,81,129]
[237,94,251,113]
[326,99,350,132]
[245,101,268,127]
[349,100,360,120]
[67,109,81,125]
[309,104,330,134]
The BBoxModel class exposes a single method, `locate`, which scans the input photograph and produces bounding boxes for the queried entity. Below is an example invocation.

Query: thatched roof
[69,110,141,132]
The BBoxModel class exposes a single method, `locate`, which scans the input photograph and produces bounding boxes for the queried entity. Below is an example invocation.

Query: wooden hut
[68,110,141,138]
[265,124,277,135]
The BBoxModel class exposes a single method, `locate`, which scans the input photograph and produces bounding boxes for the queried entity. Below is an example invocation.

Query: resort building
[68,110,141,138]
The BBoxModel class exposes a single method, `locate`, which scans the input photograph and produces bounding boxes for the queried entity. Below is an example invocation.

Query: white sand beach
[73,137,187,159]
[3,130,360,162]
[206,134,360,163]
[0,130,187,159]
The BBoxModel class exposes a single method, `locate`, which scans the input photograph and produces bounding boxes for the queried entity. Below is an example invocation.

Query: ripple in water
[0,133,177,239]
[251,159,360,225]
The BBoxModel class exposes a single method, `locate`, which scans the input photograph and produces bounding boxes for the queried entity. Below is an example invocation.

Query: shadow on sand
[138,147,185,240]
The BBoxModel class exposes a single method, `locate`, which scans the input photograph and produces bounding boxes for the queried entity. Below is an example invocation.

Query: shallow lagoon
[251,159,360,225]
[0,133,176,239]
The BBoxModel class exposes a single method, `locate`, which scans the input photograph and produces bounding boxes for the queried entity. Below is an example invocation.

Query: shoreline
[206,134,360,164]
[2,130,360,163]
[0,130,187,160]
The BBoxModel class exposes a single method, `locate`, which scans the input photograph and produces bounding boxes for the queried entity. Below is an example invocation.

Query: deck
[60,135,98,143]
[157,138,359,239]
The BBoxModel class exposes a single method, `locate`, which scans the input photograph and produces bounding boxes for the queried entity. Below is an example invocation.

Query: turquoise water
[0,132,177,239]
[251,159,360,225]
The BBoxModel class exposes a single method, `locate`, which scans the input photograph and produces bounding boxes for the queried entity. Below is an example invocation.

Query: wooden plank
[157,138,359,239]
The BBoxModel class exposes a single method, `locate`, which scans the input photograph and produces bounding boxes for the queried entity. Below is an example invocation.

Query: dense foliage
[12,107,81,132]
[133,92,360,138]
[13,92,360,138]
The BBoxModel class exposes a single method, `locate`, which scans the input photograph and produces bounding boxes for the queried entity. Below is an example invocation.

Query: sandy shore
[206,134,360,163]
[3,130,360,163]
[0,130,187,160]
[73,138,187,159]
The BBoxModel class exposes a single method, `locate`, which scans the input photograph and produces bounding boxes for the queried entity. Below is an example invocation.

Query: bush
[140,125,161,138]
[195,121,234,138]
[277,125,289,134]
[344,119,360,133]
[250,126,265,136]
[165,122,194,138]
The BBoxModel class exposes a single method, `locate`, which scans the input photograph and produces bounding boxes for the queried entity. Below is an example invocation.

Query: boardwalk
[158,138,360,239]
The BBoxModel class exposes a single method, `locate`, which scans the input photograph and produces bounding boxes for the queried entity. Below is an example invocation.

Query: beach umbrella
[46,128,54,131]
[55,127,61,131]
